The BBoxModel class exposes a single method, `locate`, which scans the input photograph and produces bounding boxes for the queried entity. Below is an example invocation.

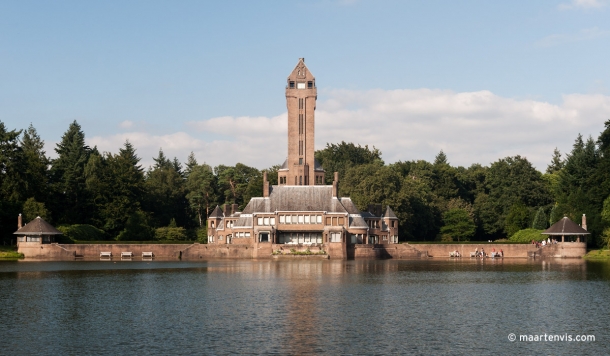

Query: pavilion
[541,215,590,243]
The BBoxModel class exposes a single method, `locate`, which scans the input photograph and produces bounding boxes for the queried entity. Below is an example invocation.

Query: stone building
[207,59,399,253]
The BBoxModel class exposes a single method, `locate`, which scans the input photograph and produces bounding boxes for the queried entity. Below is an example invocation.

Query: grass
[0,245,24,259]
[583,250,610,260]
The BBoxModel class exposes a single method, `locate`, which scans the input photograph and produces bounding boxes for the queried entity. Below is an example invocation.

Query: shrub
[155,227,187,241]
[57,224,106,242]
[509,228,545,243]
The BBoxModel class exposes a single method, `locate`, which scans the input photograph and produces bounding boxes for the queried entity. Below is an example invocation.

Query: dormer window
[297,82,306,89]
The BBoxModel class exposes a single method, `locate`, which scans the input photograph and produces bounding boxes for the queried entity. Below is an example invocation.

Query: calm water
[1,258,609,355]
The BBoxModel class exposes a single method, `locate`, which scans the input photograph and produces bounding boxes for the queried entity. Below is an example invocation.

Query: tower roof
[287,58,315,81]
[383,206,398,219]
[208,205,224,219]
[14,217,62,235]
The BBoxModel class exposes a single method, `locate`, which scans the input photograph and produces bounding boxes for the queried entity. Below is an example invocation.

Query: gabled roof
[383,206,398,219]
[287,58,315,81]
[14,217,62,235]
[208,205,224,219]
[240,185,348,214]
[542,217,590,236]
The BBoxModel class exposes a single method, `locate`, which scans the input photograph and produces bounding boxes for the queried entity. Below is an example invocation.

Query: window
[330,232,342,242]
[297,82,306,89]
[383,235,388,240]
[259,232,269,242]
[298,215,304,223]
[338,217,344,225]
[299,176,302,185]
[264,217,269,225]
[299,158,303,165]
[211,221,215,228]
[325,217,331,225]
[245,232,251,238]
[308,81,313,88]
[289,81,295,88]
[257,217,263,226]
[304,215,310,224]
[317,216,322,224]
[270,218,275,225]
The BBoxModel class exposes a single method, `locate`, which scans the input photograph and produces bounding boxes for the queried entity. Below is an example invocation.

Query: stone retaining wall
[405,242,586,258]
[17,241,587,260]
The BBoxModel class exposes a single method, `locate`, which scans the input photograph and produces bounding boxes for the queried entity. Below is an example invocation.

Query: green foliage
[49,121,92,225]
[186,163,218,227]
[116,210,154,241]
[532,207,548,230]
[504,202,530,237]
[57,224,106,241]
[22,197,49,222]
[155,226,188,241]
[549,203,561,226]
[509,228,545,243]
[440,208,476,242]
[315,141,383,185]
[601,195,610,226]
[144,149,189,228]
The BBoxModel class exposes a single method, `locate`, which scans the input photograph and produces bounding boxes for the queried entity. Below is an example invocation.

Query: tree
[20,124,49,202]
[476,156,552,237]
[440,208,476,242]
[116,210,154,241]
[49,121,92,224]
[186,163,218,226]
[86,141,146,237]
[532,207,548,230]
[504,202,530,237]
[215,163,261,209]
[315,141,383,184]
[144,149,189,228]
[22,197,49,222]
[546,148,564,174]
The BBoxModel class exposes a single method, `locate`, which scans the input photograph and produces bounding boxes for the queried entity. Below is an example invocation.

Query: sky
[1,0,610,171]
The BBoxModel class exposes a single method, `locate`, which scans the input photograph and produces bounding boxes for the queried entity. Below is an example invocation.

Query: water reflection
[0,259,609,355]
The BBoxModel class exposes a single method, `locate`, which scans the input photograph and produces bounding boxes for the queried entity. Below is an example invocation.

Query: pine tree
[546,147,564,174]
[532,207,547,230]
[20,124,49,202]
[49,120,92,224]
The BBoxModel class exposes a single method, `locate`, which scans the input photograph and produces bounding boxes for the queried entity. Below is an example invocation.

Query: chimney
[263,171,269,198]
[18,213,22,229]
[332,172,339,198]
[582,214,587,231]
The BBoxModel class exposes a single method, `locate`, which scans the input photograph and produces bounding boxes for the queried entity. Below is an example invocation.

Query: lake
[1,258,608,355]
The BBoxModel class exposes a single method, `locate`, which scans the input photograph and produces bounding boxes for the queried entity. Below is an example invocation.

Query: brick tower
[278,58,325,186]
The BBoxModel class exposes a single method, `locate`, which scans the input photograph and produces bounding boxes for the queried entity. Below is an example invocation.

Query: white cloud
[119,120,134,129]
[536,27,610,47]
[558,0,608,10]
[79,89,610,172]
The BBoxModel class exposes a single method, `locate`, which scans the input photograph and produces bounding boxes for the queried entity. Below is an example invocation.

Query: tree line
[1,119,610,246]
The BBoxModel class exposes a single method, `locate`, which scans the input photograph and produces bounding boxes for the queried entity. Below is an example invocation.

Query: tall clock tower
[278,58,325,186]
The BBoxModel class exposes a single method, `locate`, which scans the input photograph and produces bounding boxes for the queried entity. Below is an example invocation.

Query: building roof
[208,205,224,219]
[13,217,63,235]
[383,206,398,219]
[541,217,590,236]
[241,185,351,215]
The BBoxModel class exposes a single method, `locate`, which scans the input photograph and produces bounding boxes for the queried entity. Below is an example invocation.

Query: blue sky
[1,0,609,170]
